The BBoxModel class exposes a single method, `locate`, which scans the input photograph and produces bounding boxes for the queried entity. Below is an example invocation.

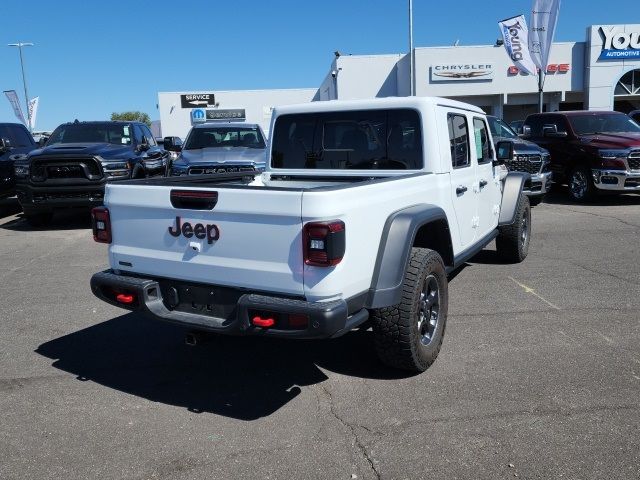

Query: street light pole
[8,42,34,132]
[409,0,415,96]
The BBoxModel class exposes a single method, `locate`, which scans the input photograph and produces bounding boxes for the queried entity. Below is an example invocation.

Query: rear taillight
[91,207,112,244]
[303,220,345,267]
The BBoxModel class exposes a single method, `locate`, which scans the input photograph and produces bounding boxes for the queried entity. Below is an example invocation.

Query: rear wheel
[496,194,530,263]
[371,248,448,372]
[25,211,53,227]
[568,167,595,202]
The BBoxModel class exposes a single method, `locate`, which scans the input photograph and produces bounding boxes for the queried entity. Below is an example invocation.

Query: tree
[110,111,151,126]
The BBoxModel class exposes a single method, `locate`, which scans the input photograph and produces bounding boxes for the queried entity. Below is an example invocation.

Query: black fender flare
[366,204,452,309]
[499,172,528,225]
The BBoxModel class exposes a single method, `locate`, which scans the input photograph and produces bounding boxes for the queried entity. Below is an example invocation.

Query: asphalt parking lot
[0,192,639,480]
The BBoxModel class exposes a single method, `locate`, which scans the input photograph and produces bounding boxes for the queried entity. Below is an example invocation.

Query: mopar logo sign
[599,26,640,61]
[191,109,206,123]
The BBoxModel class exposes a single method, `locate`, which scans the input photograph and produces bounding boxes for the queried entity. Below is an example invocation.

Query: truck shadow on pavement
[36,313,409,420]
[540,189,640,207]
[1,209,91,232]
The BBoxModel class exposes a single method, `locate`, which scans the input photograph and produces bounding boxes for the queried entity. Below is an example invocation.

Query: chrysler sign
[598,26,640,61]
[430,64,494,82]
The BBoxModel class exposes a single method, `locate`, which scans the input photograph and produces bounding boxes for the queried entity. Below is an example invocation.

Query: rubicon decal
[168,216,220,244]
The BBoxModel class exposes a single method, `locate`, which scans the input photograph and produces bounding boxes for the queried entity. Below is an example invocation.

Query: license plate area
[158,280,243,320]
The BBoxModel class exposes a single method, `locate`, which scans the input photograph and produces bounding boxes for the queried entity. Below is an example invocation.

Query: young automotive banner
[3,90,26,125]
[498,15,537,76]
[28,97,39,130]
[529,0,561,70]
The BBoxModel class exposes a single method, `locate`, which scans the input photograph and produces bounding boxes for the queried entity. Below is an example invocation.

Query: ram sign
[598,26,640,61]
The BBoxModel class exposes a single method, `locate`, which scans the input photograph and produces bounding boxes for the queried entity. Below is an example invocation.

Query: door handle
[456,186,468,195]
[479,180,488,189]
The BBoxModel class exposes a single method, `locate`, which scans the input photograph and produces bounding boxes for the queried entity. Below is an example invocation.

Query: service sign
[206,109,246,121]
[430,64,494,82]
[598,26,640,61]
[181,93,216,108]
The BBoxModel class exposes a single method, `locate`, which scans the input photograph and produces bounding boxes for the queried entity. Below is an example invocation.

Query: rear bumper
[16,181,106,212]
[592,169,640,192]
[90,270,368,339]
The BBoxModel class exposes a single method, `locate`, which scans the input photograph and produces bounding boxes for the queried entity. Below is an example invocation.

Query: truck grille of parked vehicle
[628,151,640,170]
[30,157,102,181]
[505,154,544,174]
[187,165,256,175]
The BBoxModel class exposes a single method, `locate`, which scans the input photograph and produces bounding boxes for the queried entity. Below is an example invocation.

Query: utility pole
[8,42,34,132]
[409,0,415,96]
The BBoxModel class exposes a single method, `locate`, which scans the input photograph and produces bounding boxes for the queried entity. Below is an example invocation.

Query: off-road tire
[371,248,448,372]
[568,167,595,202]
[496,194,530,263]
[132,165,146,179]
[25,212,53,227]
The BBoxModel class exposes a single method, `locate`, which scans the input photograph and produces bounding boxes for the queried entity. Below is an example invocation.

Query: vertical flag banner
[498,15,538,76]
[3,90,26,125]
[28,97,39,130]
[529,0,561,70]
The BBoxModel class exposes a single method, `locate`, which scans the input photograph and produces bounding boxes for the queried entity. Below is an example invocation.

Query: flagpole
[538,70,544,113]
[409,0,415,96]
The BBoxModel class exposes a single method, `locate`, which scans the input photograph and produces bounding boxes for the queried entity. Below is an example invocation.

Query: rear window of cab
[271,109,423,170]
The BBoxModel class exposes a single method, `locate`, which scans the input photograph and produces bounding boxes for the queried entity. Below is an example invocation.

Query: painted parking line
[508,276,561,310]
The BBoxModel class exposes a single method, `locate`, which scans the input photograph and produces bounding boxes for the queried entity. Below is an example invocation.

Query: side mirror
[494,140,513,166]
[38,137,48,148]
[521,125,531,136]
[137,140,150,152]
[163,136,183,152]
[542,124,568,138]
[0,138,12,153]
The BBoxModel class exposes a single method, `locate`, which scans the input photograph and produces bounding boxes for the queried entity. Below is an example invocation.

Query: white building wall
[158,88,319,139]
[585,24,640,110]
[334,54,404,100]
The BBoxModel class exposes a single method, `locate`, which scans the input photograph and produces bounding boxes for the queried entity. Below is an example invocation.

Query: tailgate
[105,183,304,296]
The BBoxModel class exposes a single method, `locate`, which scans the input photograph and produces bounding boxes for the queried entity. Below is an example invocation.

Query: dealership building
[158,23,640,138]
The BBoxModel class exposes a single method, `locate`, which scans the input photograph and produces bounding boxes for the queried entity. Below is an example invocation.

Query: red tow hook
[116,293,136,305]
[252,316,275,328]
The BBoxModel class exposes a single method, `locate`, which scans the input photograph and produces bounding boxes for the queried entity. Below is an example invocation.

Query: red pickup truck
[522,111,640,201]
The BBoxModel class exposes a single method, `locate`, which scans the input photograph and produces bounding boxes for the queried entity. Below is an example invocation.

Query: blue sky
[1,0,637,131]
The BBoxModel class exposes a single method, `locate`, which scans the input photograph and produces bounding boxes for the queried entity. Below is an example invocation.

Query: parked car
[509,119,525,135]
[90,97,531,373]
[169,123,267,176]
[0,123,36,199]
[14,120,169,226]
[629,110,640,124]
[487,116,552,206]
[522,111,640,201]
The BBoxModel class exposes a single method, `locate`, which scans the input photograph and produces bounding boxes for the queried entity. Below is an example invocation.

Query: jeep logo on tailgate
[168,216,220,244]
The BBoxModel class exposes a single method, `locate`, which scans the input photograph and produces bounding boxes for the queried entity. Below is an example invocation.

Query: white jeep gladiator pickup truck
[90,97,530,372]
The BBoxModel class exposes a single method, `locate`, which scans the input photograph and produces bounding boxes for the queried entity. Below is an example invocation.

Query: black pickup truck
[1,123,36,200]
[14,121,168,226]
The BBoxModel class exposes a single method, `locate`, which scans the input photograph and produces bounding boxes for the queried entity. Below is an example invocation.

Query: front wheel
[568,167,595,202]
[371,248,448,373]
[496,194,530,263]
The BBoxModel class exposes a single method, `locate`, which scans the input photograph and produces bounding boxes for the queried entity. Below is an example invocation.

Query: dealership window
[447,113,470,168]
[271,109,422,169]
[473,118,492,164]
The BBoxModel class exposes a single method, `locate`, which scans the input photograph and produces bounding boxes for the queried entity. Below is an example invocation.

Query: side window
[524,116,543,137]
[142,125,157,146]
[447,113,470,168]
[0,124,33,148]
[473,118,492,164]
[133,125,144,146]
[387,109,422,169]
